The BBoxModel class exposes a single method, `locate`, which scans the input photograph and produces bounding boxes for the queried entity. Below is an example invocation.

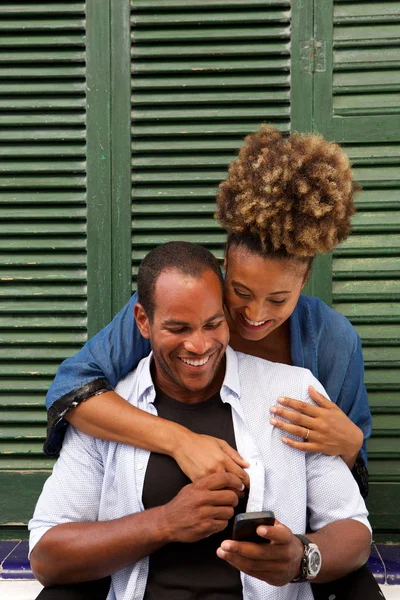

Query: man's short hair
[137,241,224,321]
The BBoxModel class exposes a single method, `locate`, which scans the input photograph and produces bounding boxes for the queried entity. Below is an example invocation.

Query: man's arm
[30,471,243,587]
[217,517,371,586]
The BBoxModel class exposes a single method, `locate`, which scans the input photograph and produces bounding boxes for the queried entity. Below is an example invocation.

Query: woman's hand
[172,431,250,487]
[269,385,364,468]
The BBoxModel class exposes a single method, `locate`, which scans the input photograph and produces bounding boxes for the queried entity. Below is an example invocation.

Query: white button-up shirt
[29,347,371,600]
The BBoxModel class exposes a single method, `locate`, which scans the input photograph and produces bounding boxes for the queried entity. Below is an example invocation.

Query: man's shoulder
[231,348,321,401]
[114,354,153,404]
[234,348,312,378]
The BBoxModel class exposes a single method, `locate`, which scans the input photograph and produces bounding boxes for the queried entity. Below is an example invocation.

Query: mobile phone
[232,511,275,544]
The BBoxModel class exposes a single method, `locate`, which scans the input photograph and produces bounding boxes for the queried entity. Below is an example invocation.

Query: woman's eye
[269,298,287,305]
[234,288,251,299]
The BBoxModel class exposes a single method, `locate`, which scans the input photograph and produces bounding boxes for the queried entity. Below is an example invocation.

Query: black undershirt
[142,387,248,600]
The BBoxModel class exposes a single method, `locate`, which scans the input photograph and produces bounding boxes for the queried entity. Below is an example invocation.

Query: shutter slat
[0,3,88,486]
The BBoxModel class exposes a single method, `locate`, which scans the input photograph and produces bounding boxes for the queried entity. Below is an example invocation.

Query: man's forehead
[153,268,224,319]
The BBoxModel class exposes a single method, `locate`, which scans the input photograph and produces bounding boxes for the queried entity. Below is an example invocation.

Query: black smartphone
[232,511,275,544]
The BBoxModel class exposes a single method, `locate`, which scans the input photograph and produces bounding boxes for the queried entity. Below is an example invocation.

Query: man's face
[135,268,229,402]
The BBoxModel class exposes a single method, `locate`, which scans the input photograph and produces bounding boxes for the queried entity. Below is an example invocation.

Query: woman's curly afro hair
[216,125,359,257]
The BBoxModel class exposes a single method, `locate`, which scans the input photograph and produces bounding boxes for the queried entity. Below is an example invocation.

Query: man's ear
[134,303,151,339]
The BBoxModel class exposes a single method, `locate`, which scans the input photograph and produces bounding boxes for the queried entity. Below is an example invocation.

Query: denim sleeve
[337,333,372,472]
[44,292,151,456]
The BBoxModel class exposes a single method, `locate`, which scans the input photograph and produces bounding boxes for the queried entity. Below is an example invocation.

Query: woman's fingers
[270,416,313,441]
[276,395,321,416]
[308,385,332,407]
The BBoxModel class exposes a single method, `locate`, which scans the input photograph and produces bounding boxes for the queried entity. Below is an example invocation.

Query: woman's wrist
[340,427,364,468]
[160,419,192,458]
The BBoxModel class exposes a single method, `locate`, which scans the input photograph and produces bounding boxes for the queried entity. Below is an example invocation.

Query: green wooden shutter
[314,0,400,538]
[0,2,87,535]
[130,0,291,287]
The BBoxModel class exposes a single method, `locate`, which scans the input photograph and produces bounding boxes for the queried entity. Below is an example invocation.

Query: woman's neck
[228,319,292,365]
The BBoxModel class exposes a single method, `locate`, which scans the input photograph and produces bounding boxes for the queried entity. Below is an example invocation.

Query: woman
[40,126,378,599]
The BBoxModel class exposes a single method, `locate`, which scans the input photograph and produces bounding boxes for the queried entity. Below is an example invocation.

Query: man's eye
[168,328,187,334]
[205,321,223,330]
[234,288,251,299]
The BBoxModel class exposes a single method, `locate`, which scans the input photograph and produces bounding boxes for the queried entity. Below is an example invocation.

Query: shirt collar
[135,346,241,407]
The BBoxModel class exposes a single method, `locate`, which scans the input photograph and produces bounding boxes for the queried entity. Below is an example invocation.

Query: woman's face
[224,245,309,342]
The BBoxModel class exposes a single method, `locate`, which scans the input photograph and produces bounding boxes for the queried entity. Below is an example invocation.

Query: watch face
[309,549,322,576]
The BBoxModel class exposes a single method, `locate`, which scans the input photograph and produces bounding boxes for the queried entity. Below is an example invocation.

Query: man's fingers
[208,489,239,508]
[199,471,245,492]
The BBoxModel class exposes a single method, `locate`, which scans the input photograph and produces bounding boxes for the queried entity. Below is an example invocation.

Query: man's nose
[183,331,210,355]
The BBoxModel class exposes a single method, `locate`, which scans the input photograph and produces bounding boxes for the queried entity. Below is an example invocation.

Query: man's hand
[172,431,250,487]
[162,472,244,543]
[216,520,304,586]
[269,386,364,468]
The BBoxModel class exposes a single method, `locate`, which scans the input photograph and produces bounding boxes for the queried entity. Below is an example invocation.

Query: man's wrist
[290,534,307,581]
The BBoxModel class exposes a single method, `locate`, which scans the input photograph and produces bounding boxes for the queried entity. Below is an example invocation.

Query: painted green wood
[132,9,290,26]
[0,473,52,526]
[131,0,291,288]
[110,0,132,314]
[314,0,400,536]
[334,302,400,322]
[133,74,289,90]
[86,0,112,337]
[333,257,400,277]
[368,391,400,410]
[0,2,91,500]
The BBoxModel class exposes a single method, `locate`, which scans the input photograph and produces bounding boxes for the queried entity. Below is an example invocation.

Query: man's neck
[150,358,226,404]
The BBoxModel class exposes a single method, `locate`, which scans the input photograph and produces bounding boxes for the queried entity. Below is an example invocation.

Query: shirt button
[137,463,144,470]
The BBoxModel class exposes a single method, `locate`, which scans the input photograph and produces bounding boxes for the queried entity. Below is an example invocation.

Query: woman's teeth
[243,315,267,327]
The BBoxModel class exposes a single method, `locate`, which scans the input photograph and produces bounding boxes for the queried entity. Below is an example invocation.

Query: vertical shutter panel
[130,0,291,286]
[0,2,87,527]
[314,0,400,534]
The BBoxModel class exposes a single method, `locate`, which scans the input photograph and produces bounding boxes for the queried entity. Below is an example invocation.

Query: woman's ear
[134,303,151,339]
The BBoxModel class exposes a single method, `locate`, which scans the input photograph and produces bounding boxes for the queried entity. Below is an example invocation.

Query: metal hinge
[300,39,326,73]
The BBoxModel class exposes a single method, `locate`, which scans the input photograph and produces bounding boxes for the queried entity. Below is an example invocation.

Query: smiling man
[29,242,371,600]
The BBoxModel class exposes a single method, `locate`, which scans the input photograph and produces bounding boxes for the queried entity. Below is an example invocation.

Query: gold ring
[304,428,310,442]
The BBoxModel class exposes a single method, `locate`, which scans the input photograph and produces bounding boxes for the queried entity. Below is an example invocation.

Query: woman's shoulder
[295,295,361,360]
[297,295,357,336]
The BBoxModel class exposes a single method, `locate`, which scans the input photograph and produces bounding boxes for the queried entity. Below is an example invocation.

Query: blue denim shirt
[45,294,372,472]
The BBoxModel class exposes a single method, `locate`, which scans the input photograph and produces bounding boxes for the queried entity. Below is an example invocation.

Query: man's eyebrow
[162,312,225,327]
[231,280,290,295]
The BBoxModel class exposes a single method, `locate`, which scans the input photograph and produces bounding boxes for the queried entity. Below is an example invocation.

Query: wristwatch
[291,534,322,582]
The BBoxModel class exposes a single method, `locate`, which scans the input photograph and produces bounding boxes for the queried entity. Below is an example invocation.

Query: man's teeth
[243,315,267,327]
[180,356,210,366]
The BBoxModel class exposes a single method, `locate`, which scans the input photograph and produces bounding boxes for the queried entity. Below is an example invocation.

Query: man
[29,242,371,600]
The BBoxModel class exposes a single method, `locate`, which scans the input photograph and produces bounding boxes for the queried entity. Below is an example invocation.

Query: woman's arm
[44,293,149,455]
[66,391,249,485]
